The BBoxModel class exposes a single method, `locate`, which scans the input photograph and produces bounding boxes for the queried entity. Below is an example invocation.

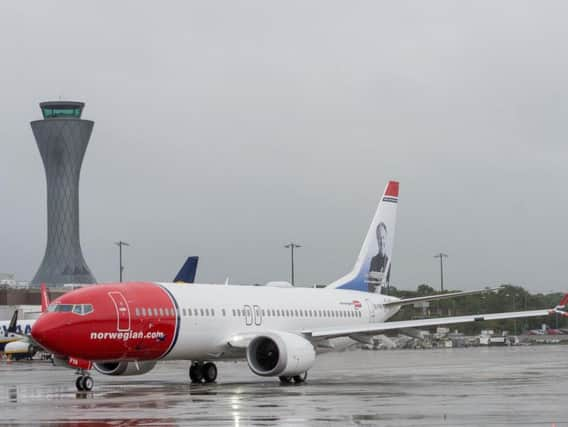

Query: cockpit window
[48,303,93,315]
[54,304,74,312]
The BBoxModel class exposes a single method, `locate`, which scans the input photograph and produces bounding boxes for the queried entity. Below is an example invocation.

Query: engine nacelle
[246,332,315,377]
[4,341,35,359]
[93,361,157,376]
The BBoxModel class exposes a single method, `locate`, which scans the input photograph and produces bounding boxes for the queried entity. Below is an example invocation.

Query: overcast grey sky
[1,1,567,292]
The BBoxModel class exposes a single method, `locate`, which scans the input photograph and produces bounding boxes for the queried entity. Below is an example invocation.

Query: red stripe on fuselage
[31,282,178,362]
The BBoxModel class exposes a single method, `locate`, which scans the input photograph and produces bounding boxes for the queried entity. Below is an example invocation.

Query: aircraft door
[108,292,131,331]
[244,305,253,326]
[366,299,376,323]
[253,305,262,326]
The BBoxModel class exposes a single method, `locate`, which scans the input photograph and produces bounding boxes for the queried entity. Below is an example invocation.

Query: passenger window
[200,308,204,316]
[261,309,265,316]
[182,308,187,316]
[205,308,210,316]
[188,308,192,316]
[135,307,140,317]
[232,309,236,316]
[212,308,215,316]
[271,309,276,316]
[153,308,158,317]
[222,309,226,316]
[158,308,164,316]
[237,309,242,316]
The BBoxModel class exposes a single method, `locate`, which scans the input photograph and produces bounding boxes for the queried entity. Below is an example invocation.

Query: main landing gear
[189,361,217,384]
[75,373,94,391]
[279,371,308,385]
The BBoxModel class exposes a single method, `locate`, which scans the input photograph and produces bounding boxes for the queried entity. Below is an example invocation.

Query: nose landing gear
[189,361,217,384]
[75,372,94,391]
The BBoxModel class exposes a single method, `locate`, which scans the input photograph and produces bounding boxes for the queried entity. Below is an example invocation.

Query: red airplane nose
[31,315,64,355]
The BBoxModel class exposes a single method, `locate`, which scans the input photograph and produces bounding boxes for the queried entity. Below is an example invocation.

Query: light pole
[505,291,518,335]
[115,241,130,282]
[512,293,517,336]
[433,253,448,292]
[284,243,301,286]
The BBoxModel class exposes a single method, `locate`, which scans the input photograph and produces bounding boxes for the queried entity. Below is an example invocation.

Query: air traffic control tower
[31,101,96,286]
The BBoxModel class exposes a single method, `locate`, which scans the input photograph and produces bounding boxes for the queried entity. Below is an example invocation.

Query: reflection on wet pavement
[1,346,567,425]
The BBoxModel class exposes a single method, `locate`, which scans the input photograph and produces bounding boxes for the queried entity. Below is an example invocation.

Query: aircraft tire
[75,376,84,391]
[81,376,94,391]
[189,362,204,383]
[279,376,293,385]
[203,362,217,383]
[293,372,308,384]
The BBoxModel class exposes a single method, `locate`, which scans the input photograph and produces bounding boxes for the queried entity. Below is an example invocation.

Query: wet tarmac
[1,346,567,426]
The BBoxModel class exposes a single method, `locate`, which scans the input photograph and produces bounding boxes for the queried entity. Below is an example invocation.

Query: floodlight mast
[284,243,302,286]
[115,241,130,283]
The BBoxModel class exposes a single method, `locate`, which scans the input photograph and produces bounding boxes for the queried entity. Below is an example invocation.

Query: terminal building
[30,101,97,287]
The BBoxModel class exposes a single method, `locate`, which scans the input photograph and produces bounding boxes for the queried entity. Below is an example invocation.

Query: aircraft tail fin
[7,310,18,334]
[326,180,399,293]
[40,283,50,313]
[550,293,568,317]
[174,257,199,283]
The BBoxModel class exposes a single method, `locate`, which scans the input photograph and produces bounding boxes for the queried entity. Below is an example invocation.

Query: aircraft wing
[303,309,553,340]
[384,287,500,308]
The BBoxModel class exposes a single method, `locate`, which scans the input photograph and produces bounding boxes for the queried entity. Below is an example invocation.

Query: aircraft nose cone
[31,315,63,354]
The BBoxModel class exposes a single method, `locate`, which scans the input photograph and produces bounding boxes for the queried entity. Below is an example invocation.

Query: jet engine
[4,341,35,360]
[93,361,157,376]
[246,332,315,377]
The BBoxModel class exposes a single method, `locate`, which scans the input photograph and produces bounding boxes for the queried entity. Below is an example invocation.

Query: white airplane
[30,181,566,391]
[0,312,36,359]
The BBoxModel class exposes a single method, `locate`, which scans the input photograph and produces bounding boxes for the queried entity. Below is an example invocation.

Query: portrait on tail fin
[368,222,388,292]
